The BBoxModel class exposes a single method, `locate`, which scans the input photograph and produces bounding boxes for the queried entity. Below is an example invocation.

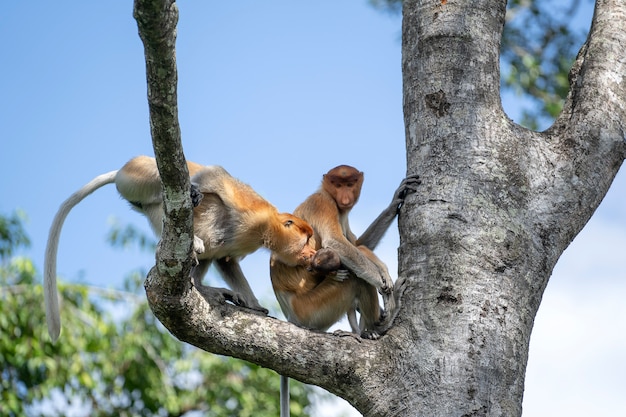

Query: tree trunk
[134,0,626,416]
[396,0,626,415]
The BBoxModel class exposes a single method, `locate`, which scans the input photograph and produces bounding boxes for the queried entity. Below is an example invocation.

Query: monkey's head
[269,213,316,267]
[323,165,364,212]
[309,248,341,273]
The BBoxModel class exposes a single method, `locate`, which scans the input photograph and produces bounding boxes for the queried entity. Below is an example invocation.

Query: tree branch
[132,2,392,410]
[134,0,194,298]
[528,0,626,264]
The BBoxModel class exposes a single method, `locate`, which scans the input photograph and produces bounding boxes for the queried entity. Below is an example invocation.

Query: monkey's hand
[190,183,204,207]
[391,174,421,213]
[381,281,393,296]
[331,269,351,282]
[193,235,205,254]
[378,268,394,295]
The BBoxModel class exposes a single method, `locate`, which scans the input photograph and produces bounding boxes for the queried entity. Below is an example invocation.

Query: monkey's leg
[347,307,359,333]
[353,281,384,339]
[371,290,400,337]
[192,260,246,308]
[215,258,269,314]
[288,277,356,332]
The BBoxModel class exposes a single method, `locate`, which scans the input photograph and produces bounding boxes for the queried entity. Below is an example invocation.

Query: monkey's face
[323,167,364,211]
[272,213,316,267]
[330,182,360,210]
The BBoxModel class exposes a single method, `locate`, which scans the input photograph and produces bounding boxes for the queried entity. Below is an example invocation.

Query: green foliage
[0,213,314,416]
[0,210,30,260]
[106,218,157,253]
[502,0,588,128]
[368,0,589,129]
[368,0,402,14]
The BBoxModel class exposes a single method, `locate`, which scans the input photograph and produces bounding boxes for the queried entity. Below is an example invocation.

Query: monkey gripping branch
[132,0,385,413]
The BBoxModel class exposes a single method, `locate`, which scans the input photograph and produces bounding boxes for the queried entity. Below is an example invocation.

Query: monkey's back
[192,166,276,214]
[191,166,277,260]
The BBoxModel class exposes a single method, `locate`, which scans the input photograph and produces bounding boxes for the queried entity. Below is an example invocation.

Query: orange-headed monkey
[44,155,316,341]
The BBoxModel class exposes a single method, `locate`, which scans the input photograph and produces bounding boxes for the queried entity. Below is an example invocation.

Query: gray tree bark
[134,0,626,416]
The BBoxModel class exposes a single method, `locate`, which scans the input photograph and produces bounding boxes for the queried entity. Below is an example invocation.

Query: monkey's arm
[356,174,421,249]
[297,192,393,292]
[321,231,392,293]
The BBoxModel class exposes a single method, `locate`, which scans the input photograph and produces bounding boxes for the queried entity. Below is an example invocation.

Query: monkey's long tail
[44,170,118,342]
[280,374,290,417]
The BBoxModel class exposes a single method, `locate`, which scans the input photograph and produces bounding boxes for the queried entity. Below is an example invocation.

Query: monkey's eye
[284,220,294,227]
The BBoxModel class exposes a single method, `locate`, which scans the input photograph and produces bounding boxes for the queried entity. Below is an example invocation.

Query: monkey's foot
[333,330,363,342]
[194,284,234,305]
[193,283,269,314]
[377,307,388,324]
[360,329,381,340]
[242,300,269,315]
[228,293,269,314]
[194,284,254,311]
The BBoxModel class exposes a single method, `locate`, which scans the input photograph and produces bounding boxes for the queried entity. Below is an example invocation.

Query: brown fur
[44,155,315,341]
[270,165,392,337]
[271,166,421,417]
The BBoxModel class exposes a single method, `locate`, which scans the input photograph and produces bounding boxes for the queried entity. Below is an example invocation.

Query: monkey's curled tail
[44,170,118,342]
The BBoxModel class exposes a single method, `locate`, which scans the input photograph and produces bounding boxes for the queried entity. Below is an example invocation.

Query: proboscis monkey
[273,244,381,334]
[309,247,342,274]
[270,166,420,416]
[44,155,316,341]
[271,165,420,334]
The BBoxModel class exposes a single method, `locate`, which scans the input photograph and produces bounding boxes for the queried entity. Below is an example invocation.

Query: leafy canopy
[368,0,590,129]
[0,212,315,417]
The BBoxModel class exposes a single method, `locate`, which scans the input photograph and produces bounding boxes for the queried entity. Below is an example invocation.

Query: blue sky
[1,1,624,416]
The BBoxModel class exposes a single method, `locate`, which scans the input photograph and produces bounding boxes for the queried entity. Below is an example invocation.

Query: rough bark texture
[134,0,626,416]
[397,0,626,415]
[133,0,197,330]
